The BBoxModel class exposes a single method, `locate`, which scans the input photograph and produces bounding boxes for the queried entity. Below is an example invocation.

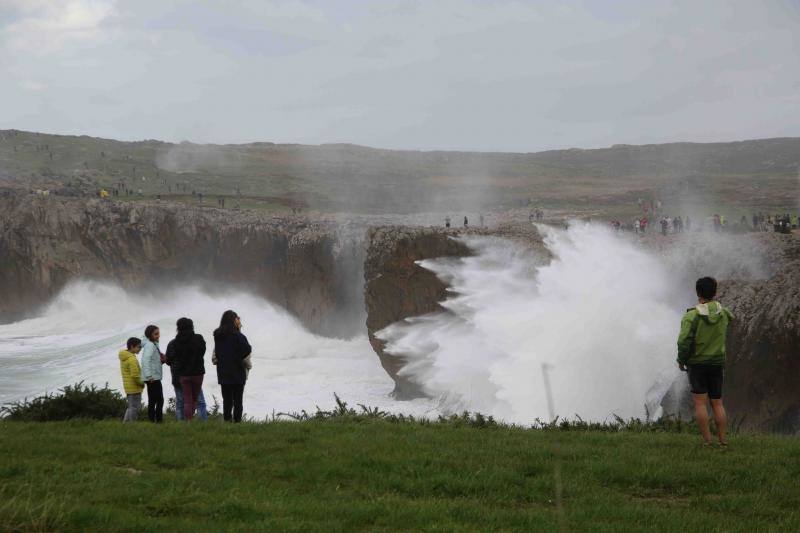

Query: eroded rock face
[4,194,797,431]
[0,195,364,337]
[364,224,799,432]
[364,227,472,398]
[363,224,545,399]
[658,233,800,433]
[717,234,800,433]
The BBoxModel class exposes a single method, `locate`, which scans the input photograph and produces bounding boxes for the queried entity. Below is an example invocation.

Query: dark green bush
[1,382,127,421]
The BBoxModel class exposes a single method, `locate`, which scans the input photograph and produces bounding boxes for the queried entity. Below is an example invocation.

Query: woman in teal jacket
[140,325,164,423]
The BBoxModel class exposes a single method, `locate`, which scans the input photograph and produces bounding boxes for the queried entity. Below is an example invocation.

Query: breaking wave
[0,282,436,418]
[378,223,684,423]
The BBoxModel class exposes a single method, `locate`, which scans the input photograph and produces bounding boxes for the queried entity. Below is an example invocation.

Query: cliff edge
[0,195,365,337]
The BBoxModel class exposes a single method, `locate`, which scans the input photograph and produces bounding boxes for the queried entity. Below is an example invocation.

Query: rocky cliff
[364,224,799,432]
[364,227,472,398]
[0,194,365,337]
[718,234,800,433]
[3,193,797,431]
[363,223,545,398]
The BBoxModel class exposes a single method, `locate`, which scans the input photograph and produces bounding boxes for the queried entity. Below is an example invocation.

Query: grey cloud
[0,0,798,151]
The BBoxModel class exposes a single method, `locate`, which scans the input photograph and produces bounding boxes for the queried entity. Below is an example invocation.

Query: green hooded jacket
[676,301,734,365]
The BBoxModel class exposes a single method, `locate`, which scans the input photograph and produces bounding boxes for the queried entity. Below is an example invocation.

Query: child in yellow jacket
[119,337,144,422]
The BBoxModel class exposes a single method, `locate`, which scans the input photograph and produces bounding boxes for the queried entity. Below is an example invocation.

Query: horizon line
[3,127,799,157]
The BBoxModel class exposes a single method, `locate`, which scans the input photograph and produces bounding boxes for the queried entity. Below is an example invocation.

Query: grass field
[1,419,798,532]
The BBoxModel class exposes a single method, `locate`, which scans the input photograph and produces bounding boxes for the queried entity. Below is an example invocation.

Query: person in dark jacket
[213,310,252,423]
[165,317,206,421]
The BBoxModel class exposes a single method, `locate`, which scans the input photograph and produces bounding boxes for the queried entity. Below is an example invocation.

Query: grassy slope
[1,420,798,532]
[1,130,798,215]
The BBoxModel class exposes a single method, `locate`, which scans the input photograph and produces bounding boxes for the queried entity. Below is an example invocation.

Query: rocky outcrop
[659,233,800,433]
[364,224,799,433]
[364,224,545,398]
[364,227,472,398]
[0,195,365,337]
[717,234,800,433]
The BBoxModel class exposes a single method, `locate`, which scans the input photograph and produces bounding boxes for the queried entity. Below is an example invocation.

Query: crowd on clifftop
[607,197,799,235]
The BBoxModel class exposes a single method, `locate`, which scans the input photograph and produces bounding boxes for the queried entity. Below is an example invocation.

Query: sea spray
[378,223,683,423]
[0,282,436,418]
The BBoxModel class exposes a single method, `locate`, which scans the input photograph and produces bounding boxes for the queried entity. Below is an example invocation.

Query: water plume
[378,223,683,423]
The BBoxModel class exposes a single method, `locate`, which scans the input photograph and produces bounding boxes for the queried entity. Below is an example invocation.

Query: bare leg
[692,393,712,444]
[710,399,727,444]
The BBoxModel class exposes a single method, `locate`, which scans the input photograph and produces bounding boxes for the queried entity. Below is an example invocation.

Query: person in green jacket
[119,337,144,422]
[676,277,734,447]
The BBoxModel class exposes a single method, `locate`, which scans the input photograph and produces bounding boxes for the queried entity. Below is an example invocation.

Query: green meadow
[1,418,798,532]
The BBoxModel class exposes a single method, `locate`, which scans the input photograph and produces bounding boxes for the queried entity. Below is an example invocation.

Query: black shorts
[687,364,724,399]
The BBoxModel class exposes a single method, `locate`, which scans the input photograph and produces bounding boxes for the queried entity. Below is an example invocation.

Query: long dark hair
[144,325,159,342]
[214,310,238,338]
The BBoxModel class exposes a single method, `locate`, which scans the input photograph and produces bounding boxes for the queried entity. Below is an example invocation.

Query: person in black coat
[213,310,252,423]
[166,317,206,421]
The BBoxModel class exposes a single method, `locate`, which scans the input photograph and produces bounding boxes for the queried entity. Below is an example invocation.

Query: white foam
[378,223,682,424]
[0,282,437,419]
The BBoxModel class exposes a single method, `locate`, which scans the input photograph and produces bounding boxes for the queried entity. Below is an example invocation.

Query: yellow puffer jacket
[119,350,144,395]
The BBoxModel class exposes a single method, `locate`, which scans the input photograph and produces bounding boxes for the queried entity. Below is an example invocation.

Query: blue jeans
[173,385,208,421]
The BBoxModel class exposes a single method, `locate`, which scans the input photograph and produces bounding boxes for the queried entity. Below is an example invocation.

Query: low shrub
[275,395,704,433]
[0,382,126,421]
[3,386,723,435]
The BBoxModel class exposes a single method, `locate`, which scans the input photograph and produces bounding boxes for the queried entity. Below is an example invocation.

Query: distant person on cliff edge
[212,310,252,423]
[676,277,734,448]
[140,325,164,423]
[119,337,143,422]
[166,318,207,421]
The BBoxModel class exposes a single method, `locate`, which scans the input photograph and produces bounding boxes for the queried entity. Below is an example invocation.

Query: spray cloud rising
[378,224,688,423]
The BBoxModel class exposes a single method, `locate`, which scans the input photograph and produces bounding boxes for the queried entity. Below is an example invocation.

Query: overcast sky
[1,0,799,152]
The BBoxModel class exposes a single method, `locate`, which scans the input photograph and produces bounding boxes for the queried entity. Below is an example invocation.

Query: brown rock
[363,223,544,398]
[0,195,364,337]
